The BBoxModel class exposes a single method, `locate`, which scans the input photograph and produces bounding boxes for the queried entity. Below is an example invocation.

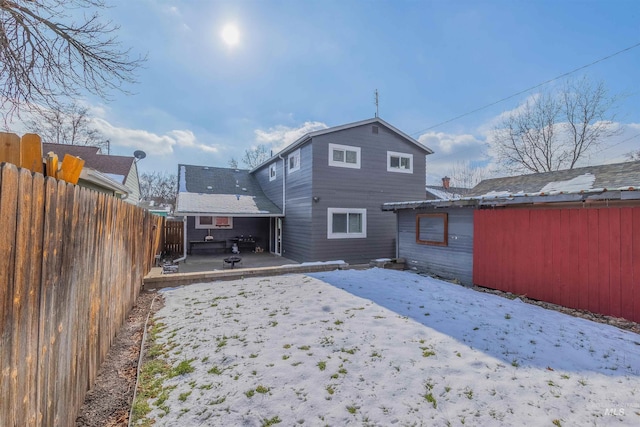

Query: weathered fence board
[1,163,19,427]
[163,219,184,257]
[0,162,163,427]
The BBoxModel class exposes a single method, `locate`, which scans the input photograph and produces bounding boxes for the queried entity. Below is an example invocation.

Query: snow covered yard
[135,269,640,426]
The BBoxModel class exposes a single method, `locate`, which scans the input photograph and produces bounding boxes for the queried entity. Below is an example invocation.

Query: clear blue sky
[26,1,640,183]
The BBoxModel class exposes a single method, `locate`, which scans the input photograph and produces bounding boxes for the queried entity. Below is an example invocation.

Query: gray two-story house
[175,117,433,264]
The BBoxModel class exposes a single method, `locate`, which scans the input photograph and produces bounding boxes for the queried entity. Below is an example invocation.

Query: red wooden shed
[469,161,640,323]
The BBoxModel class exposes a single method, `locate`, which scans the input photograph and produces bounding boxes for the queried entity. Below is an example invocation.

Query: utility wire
[592,132,640,154]
[411,41,640,136]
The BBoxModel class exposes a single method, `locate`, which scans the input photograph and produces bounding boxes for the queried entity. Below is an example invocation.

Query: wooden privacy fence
[163,219,184,257]
[0,162,163,427]
[474,206,640,323]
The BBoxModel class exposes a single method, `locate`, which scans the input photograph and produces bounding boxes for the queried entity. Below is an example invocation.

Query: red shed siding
[473,207,640,323]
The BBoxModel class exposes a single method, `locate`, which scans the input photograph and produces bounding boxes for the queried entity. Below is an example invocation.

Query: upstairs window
[416,213,447,246]
[288,149,300,173]
[269,163,277,181]
[327,208,367,239]
[329,143,361,169]
[387,151,413,173]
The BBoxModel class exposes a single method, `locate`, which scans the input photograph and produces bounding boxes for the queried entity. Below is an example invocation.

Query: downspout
[278,154,286,215]
[172,216,188,263]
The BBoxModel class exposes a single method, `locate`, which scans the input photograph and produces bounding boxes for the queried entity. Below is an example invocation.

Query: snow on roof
[539,173,596,194]
[425,187,464,200]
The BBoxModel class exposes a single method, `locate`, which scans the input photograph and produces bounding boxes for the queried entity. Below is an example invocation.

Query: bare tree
[139,171,177,206]
[241,144,270,169]
[626,149,640,161]
[228,157,239,169]
[449,161,487,190]
[492,77,620,173]
[26,101,107,149]
[0,0,144,120]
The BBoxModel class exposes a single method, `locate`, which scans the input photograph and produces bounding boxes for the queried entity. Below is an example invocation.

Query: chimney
[442,176,450,190]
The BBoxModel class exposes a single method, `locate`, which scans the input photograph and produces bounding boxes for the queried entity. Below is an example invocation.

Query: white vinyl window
[269,163,277,181]
[288,149,300,173]
[195,216,233,229]
[327,208,367,239]
[329,143,361,169]
[387,151,413,173]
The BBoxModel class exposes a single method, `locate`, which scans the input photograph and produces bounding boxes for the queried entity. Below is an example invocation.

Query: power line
[592,132,640,154]
[411,41,640,136]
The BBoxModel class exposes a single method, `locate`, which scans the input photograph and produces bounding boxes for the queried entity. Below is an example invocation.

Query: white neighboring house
[43,143,141,204]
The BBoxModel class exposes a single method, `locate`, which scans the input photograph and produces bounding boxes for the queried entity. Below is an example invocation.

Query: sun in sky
[221,23,240,47]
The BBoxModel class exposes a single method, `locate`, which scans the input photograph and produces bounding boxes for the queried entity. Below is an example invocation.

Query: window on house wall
[329,143,361,169]
[269,163,277,181]
[327,208,367,239]
[387,151,413,173]
[288,149,300,173]
[195,216,234,229]
[416,213,448,246]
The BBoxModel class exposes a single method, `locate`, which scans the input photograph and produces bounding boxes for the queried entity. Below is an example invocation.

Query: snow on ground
[143,269,640,426]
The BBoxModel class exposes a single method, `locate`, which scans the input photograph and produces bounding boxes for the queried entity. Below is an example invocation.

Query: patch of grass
[178,391,192,402]
[256,385,270,394]
[269,321,278,327]
[424,392,437,408]
[326,385,335,395]
[334,320,343,325]
[245,389,255,398]
[552,420,562,427]
[283,344,292,349]
[208,365,223,375]
[282,355,290,360]
[341,347,357,354]
[298,345,310,351]
[346,405,357,414]
[262,416,282,426]
[420,347,435,358]
[463,387,474,400]
[511,359,519,367]
[504,313,512,320]
[317,361,327,371]
[249,353,258,358]
[172,359,195,376]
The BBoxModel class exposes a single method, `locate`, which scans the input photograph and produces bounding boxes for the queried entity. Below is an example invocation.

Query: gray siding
[281,143,314,261]
[310,123,429,264]
[254,159,284,210]
[397,207,474,285]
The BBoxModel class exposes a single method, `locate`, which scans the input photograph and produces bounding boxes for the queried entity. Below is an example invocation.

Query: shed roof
[175,164,282,216]
[468,161,640,197]
[384,160,640,211]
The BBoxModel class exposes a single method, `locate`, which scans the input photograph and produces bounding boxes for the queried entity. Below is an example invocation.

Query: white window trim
[328,143,361,169]
[387,151,413,173]
[269,163,277,181]
[288,149,301,173]
[327,208,367,239]
[195,216,234,229]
